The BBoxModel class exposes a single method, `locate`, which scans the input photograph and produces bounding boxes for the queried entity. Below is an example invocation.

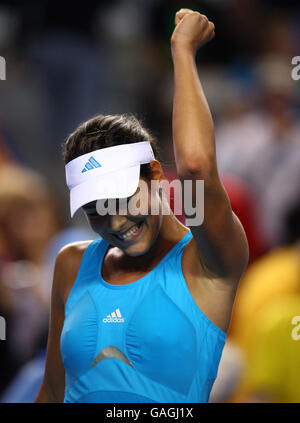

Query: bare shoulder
[54,240,95,306]
[57,240,94,263]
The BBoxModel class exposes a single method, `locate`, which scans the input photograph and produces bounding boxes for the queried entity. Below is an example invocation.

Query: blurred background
[0,0,299,403]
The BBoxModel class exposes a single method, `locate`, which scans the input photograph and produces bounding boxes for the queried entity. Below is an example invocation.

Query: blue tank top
[60,231,226,403]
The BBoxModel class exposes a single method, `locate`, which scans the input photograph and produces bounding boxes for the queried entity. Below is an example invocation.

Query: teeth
[120,224,140,240]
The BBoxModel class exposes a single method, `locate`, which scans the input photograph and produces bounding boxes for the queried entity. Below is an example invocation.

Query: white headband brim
[65,141,154,218]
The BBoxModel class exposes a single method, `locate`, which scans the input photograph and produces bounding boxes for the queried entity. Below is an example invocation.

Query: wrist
[171,40,196,59]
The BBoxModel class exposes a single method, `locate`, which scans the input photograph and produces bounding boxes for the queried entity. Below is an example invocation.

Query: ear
[149,160,164,181]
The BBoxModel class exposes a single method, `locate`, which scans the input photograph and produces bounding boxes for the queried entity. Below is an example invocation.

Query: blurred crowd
[0,0,299,403]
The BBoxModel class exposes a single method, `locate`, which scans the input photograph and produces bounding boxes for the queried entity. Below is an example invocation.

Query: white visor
[65,141,155,218]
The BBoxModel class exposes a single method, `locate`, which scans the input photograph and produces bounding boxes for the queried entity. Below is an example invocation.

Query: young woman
[36,9,248,403]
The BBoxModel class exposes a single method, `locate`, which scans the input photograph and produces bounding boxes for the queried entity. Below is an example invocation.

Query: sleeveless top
[60,231,226,403]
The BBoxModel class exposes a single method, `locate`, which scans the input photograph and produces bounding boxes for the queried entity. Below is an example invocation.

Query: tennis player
[35,8,249,403]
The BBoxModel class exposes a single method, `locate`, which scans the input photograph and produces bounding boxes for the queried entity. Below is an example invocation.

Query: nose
[109,213,130,233]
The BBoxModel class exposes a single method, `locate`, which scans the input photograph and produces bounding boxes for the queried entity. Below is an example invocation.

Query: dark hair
[62,114,161,179]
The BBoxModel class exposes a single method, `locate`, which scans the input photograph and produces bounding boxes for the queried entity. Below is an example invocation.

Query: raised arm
[171,9,248,282]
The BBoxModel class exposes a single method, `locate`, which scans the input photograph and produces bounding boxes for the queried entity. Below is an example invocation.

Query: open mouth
[116,221,144,242]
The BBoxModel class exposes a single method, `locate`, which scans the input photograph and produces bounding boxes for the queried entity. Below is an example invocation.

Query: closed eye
[84,208,99,217]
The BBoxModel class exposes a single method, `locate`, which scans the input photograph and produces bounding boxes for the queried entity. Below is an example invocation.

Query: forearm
[171,53,217,178]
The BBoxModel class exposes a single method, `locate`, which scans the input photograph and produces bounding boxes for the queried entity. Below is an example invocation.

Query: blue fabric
[60,231,226,403]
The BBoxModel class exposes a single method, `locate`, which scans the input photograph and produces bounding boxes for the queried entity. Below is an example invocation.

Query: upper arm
[35,244,78,402]
[181,169,249,282]
[35,250,65,402]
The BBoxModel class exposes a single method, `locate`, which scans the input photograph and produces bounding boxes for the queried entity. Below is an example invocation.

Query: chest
[60,278,205,395]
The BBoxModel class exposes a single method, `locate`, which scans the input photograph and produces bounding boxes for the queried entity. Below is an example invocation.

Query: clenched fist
[171,9,215,54]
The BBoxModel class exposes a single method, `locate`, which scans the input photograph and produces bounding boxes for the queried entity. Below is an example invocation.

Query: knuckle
[192,12,201,19]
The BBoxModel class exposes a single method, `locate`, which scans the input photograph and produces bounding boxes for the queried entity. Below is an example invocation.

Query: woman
[36,9,248,403]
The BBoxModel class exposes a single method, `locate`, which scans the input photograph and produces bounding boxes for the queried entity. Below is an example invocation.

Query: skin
[36,9,249,402]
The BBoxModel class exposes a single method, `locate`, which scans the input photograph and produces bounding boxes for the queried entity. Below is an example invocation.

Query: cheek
[86,216,108,235]
[135,189,159,217]
[146,214,161,237]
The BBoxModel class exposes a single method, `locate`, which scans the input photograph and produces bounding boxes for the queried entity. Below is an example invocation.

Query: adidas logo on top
[82,156,102,173]
[103,308,124,323]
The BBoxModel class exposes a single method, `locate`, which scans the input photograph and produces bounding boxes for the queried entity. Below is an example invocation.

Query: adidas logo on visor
[103,308,124,323]
[81,156,102,173]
